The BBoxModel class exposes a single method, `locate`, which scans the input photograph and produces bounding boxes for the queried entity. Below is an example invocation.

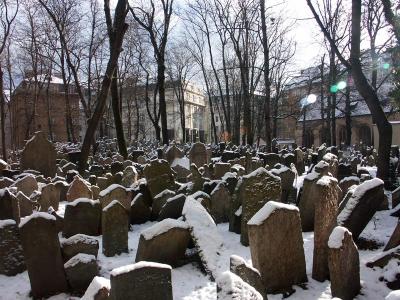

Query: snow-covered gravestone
[102,200,129,257]
[64,253,98,295]
[152,189,176,219]
[235,167,281,246]
[99,184,130,211]
[81,276,110,300]
[182,197,224,280]
[66,175,93,202]
[61,234,99,262]
[110,262,173,300]
[328,226,360,300]
[312,175,339,282]
[63,198,101,238]
[135,218,190,266]
[130,193,151,224]
[158,194,186,221]
[230,255,266,299]
[0,219,25,275]
[270,164,296,204]
[20,131,57,178]
[247,201,307,293]
[19,212,69,298]
[216,271,263,300]
[337,178,384,240]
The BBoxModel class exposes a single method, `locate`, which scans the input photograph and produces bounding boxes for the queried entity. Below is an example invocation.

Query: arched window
[359,125,371,145]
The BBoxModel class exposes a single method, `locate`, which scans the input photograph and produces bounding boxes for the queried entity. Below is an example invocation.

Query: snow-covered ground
[0,200,398,299]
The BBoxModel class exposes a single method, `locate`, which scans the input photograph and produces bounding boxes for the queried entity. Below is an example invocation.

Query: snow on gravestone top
[141,218,188,241]
[182,197,223,278]
[386,290,400,300]
[19,212,56,228]
[98,184,126,198]
[339,176,360,184]
[81,276,110,300]
[247,201,299,226]
[323,153,338,161]
[61,233,99,246]
[64,253,96,268]
[216,271,263,300]
[242,167,281,182]
[66,198,100,208]
[103,199,123,212]
[337,178,384,224]
[171,157,190,170]
[0,219,16,229]
[230,254,260,276]
[317,175,338,187]
[110,261,172,277]
[328,226,351,249]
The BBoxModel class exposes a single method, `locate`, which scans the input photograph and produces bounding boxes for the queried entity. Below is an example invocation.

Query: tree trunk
[111,68,128,158]
[158,59,169,145]
[79,0,128,173]
[260,0,271,151]
[345,82,352,146]
[0,64,7,160]
[350,0,392,184]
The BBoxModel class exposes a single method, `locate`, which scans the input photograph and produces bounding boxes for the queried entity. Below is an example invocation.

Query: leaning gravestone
[0,219,25,275]
[238,167,281,246]
[337,178,384,239]
[102,200,129,257]
[136,218,190,266]
[19,212,69,298]
[248,201,307,293]
[110,261,173,300]
[328,226,360,300]
[63,198,101,238]
[312,176,339,282]
[20,131,57,177]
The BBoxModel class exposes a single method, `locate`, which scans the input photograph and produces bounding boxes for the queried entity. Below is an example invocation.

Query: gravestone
[210,182,231,223]
[61,233,99,262]
[0,219,25,275]
[99,184,130,211]
[16,191,33,217]
[12,174,38,197]
[0,188,20,223]
[135,219,190,266]
[67,176,93,202]
[152,189,176,219]
[109,262,173,300]
[64,253,98,294]
[19,212,69,298]
[337,178,384,239]
[312,176,339,282]
[130,193,151,224]
[20,131,57,177]
[216,271,263,300]
[63,198,101,238]
[328,226,360,300]
[143,159,176,198]
[158,194,186,221]
[238,167,281,246]
[188,142,208,168]
[248,201,307,293]
[102,200,129,257]
[40,183,60,211]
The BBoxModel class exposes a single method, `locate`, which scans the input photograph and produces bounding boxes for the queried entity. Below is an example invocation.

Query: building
[9,74,81,149]
[284,50,400,148]
[119,81,209,144]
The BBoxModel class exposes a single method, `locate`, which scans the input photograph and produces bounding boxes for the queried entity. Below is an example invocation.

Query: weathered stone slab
[99,184,130,211]
[328,226,360,300]
[110,262,173,300]
[61,233,99,262]
[67,176,93,202]
[248,201,307,293]
[210,182,231,223]
[65,253,98,294]
[19,212,68,298]
[0,188,20,223]
[130,193,151,224]
[136,219,190,266]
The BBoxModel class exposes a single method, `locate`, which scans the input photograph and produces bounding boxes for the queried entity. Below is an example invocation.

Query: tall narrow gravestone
[19,212,68,298]
[248,201,307,293]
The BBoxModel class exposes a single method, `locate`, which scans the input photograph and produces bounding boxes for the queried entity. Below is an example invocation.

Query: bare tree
[79,0,129,172]
[0,0,18,159]
[130,0,174,145]
[307,0,393,184]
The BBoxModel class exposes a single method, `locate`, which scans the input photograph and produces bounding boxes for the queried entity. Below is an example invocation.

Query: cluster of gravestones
[1,131,400,299]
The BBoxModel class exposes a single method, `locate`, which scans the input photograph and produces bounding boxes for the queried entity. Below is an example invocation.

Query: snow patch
[99,184,125,197]
[64,253,96,268]
[19,212,56,228]
[110,261,171,277]
[0,219,16,229]
[328,226,350,249]
[141,218,188,241]
[66,198,100,207]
